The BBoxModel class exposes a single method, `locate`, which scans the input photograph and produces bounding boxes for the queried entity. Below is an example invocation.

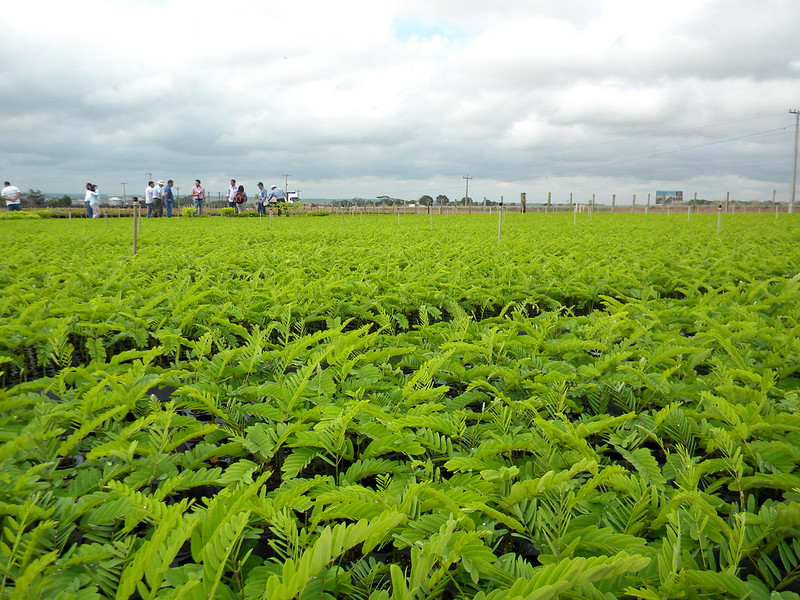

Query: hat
[271,185,276,189]
[157,180,165,185]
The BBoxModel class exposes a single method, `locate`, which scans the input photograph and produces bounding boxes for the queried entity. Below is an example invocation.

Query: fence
[38,196,798,218]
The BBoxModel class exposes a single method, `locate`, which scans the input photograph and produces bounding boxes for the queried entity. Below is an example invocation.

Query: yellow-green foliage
[1,213,799,599]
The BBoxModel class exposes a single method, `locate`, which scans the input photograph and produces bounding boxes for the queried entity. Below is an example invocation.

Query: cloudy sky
[2,0,800,203]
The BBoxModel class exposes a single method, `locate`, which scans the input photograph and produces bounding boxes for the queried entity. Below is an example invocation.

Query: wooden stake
[497,204,502,242]
[132,201,139,255]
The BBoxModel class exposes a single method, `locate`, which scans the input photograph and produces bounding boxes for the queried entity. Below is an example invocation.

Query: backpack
[234,192,245,204]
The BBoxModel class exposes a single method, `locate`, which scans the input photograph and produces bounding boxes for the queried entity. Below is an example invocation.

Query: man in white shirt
[227,179,237,209]
[84,183,101,218]
[2,181,22,211]
[144,181,155,218]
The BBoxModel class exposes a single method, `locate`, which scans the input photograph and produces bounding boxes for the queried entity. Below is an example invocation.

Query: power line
[528,125,791,180]
[340,116,793,199]
[540,111,785,158]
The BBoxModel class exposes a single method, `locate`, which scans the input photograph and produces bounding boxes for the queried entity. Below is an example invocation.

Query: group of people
[143,179,177,218]
[1,177,290,217]
[225,179,288,215]
[145,178,289,217]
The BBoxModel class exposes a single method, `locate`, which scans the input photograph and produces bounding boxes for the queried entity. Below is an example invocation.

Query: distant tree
[418,195,433,206]
[461,196,473,205]
[25,189,47,207]
[436,194,449,206]
[47,194,73,207]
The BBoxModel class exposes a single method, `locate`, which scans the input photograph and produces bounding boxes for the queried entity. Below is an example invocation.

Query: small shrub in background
[0,211,41,220]
[182,206,197,218]
[219,207,237,217]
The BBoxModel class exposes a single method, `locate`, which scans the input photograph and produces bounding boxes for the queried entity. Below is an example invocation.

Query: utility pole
[282,174,291,193]
[463,174,472,206]
[121,182,128,203]
[790,109,799,213]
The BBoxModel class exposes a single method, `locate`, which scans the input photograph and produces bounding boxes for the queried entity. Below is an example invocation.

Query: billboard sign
[656,190,683,204]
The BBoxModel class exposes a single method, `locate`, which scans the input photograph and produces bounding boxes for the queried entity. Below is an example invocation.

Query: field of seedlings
[1,212,800,600]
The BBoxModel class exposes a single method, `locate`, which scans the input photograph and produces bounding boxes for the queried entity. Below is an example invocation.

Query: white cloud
[1,0,799,201]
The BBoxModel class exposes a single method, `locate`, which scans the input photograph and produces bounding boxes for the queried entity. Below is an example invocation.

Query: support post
[132,199,139,255]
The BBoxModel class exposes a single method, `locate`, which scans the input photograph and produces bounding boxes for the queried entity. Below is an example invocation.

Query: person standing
[234,185,247,214]
[256,182,267,215]
[153,180,165,217]
[84,183,101,218]
[227,179,238,210]
[191,179,205,215]
[90,184,101,218]
[83,182,95,218]
[163,179,175,217]
[144,181,155,218]
[268,184,286,215]
[2,181,22,211]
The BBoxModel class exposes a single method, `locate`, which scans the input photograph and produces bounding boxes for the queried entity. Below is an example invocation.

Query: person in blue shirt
[164,179,175,217]
[256,182,268,215]
[268,185,287,215]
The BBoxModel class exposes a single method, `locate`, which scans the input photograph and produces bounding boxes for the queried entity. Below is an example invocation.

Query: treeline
[331,194,502,207]
[18,189,73,207]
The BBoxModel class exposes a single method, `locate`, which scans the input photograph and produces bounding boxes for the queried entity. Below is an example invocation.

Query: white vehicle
[287,191,300,203]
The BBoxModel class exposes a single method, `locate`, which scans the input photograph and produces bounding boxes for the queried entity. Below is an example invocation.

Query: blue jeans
[257,202,266,215]
[165,199,174,217]
[146,203,154,218]
[86,203,92,218]
[194,199,204,215]
[7,203,21,211]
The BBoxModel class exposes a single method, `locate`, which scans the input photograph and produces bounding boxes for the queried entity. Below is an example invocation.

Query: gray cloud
[1,0,799,202]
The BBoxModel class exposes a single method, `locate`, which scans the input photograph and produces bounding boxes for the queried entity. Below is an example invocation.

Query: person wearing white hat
[153,180,165,217]
[267,184,287,215]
